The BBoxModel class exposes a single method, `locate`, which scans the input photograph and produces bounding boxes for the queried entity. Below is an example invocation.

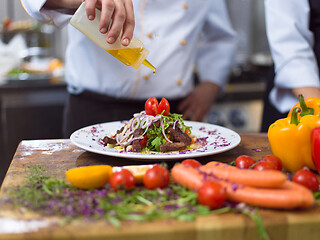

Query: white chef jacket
[265,0,320,113]
[21,0,236,100]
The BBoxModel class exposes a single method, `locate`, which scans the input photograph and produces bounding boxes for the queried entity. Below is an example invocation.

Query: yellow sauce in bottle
[142,59,156,75]
[106,48,156,74]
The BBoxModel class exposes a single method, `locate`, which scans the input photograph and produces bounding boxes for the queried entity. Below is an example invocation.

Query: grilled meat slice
[132,128,144,152]
[160,142,186,152]
[103,136,117,145]
[116,126,125,134]
[166,127,192,145]
[149,120,160,129]
[103,125,126,145]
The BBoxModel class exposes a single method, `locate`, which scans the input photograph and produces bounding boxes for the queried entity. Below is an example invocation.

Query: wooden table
[0,134,320,240]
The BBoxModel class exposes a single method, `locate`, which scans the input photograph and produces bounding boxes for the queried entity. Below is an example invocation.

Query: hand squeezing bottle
[70,2,156,73]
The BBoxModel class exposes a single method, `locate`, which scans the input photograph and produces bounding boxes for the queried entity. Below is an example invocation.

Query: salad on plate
[103,97,195,153]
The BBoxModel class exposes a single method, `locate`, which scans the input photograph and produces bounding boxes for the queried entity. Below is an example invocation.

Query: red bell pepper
[311,127,320,174]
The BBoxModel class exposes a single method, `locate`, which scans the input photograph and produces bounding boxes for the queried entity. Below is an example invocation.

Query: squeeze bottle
[70,2,156,72]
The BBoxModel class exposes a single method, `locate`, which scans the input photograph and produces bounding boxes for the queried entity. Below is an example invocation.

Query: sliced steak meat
[160,142,186,152]
[166,127,192,145]
[133,128,144,137]
[116,126,125,134]
[102,136,117,145]
[103,125,131,145]
[132,128,144,152]
[149,120,160,129]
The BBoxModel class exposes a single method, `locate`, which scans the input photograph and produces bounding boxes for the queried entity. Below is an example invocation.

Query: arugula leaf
[151,136,164,151]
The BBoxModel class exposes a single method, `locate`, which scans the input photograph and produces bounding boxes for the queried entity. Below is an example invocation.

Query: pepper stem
[299,94,314,116]
[291,107,301,125]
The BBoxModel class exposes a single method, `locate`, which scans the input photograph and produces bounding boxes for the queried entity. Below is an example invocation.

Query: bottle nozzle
[142,59,156,74]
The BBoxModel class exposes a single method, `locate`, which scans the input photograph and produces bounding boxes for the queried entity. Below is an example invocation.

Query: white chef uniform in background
[21,0,236,100]
[265,0,320,113]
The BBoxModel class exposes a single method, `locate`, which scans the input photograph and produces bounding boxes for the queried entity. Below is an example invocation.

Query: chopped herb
[3,166,226,228]
[3,165,268,238]
[161,113,192,133]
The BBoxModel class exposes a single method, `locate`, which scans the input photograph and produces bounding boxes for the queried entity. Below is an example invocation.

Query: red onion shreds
[130,118,140,131]
[119,134,134,146]
[173,120,178,129]
[141,117,151,129]
[160,119,172,143]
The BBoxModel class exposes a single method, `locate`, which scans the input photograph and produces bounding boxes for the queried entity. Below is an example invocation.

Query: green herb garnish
[3,166,226,228]
[145,112,191,151]
[3,165,268,239]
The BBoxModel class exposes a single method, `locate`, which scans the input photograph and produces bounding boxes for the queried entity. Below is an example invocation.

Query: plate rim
[70,120,241,160]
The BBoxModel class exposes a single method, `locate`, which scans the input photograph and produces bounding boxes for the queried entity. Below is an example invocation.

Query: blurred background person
[21,0,236,137]
[261,0,320,131]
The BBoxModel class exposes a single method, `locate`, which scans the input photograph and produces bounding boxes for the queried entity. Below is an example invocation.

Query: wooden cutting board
[0,134,320,240]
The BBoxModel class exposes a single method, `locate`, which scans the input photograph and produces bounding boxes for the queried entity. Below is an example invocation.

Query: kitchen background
[0,0,272,184]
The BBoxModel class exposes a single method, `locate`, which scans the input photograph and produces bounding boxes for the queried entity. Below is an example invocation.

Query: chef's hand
[44,0,135,46]
[292,87,320,99]
[178,81,220,122]
[84,0,134,46]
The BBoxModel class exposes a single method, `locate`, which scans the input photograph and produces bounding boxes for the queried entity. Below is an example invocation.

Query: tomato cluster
[109,154,319,211]
[234,154,320,192]
[109,159,228,210]
[145,97,170,116]
[234,154,282,171]
[109,164,170,191]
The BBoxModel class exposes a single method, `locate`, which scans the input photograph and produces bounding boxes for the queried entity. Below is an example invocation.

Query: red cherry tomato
[145,97,159,116]
[140,135,148,148]
[253,161,278,171]
[143,164,170,189]
[110,169,136,191]
[262,155,282,171]
[197,181,226,210]
[157,98,170,116]
[292,168,319,192]
[235,155,256,169]
[181,159,202,168]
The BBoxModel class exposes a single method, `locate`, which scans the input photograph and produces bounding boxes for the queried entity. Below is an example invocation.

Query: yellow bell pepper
[287,95,320,119]
[268,107,320,172]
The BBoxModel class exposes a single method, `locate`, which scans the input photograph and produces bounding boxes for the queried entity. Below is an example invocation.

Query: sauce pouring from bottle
[70,2,156,73]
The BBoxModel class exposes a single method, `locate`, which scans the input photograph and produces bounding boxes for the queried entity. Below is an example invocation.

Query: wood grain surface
[0,134,319,240]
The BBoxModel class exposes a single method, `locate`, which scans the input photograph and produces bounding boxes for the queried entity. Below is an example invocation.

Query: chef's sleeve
[20,0,73,28]
[265,0,320,113]
[195,0,236,89]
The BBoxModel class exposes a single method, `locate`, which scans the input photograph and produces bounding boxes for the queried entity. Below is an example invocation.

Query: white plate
[70,121,241,160]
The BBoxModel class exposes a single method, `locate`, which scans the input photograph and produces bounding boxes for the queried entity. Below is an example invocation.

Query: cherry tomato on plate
[140,135,148,148]
[181,159,202,168]
[253,161,278,171]
[197,181,226,210]
[143,164,170,189]
[235,155,256,169]
[262,155,282,171]
[110,169,136,191]
[292,168,319,192]
[145,97,159,116]
[157,98,170,116]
